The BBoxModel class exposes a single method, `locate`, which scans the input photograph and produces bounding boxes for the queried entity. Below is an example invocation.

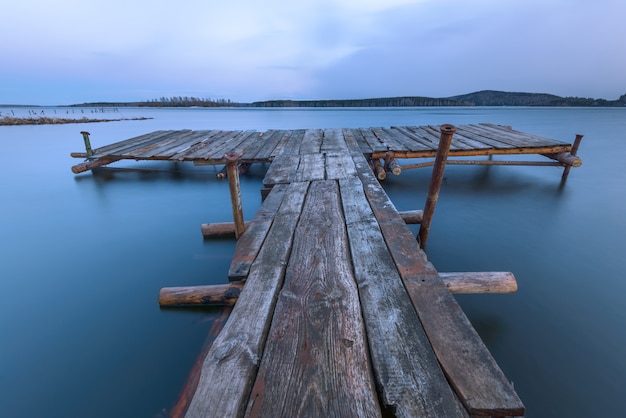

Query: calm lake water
[1,106,625,417]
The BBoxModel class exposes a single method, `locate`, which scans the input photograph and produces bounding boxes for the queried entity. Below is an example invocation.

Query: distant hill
[448,90,626,107]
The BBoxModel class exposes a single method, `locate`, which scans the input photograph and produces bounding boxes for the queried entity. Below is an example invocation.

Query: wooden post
[561,134,584,184]
[418,124,456,248]
[371,159,386,180]
[224,151,245,239]
[80,131,93,157]
[385,152,402,175]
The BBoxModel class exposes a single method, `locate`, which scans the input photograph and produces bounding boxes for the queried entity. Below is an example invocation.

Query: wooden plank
[266,130,295,158]
[325,152,357,180]
[467,124,542,148]
[295,153,325,182]
[246,180,381,417]
[271,129,304,157]
[404,126,442,148]
[298,129,323,154]
[339,177,468,417]
[228,220,273,281]
[482,123,570,146]
[240,130,278,160]
[118,130,192,157]
[386,126,436,151]
[456,125,520,149]
[185,181,309,418]
[263,154,300,186]
[358,186,525,415]
[102,130,182,156]
[183,130,243,160]
[227,184,291,280]
[90,130,168,156]
[251,130,291,160]
[420,125,473,151]
[371,127,410,151]
[356,128,387,152]
[170,131,224,160]
[129,130,197,158]
[321,128,349,152]
[343,128,371,154]
[202,130,259,160]
[140,130,214,159]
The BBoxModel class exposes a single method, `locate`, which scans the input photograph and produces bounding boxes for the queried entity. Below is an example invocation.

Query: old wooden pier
[71,123,583,417]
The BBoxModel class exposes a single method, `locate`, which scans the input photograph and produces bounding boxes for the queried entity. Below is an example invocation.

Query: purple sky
[1,0,625,105]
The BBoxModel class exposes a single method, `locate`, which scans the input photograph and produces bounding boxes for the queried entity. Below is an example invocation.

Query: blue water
[1,106,625,417]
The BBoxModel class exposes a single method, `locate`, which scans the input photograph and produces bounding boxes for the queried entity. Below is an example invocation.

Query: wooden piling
[418,124,456,248]
[561,134,584,183]
[371,159,386,180]
[224,151,245,239]
[384,152,402,175]
[80,131,93,157]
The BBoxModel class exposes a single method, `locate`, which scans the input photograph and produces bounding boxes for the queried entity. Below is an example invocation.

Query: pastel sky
[1,0,624,105]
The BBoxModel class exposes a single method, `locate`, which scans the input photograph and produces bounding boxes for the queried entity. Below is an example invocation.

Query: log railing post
[418,124,456,248]
[224,151,245,239]
[561,134,584,184]
[80,131,93,157]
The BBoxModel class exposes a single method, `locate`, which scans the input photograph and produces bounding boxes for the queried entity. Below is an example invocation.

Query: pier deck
[71,123,582,177]
[67,123,577,416]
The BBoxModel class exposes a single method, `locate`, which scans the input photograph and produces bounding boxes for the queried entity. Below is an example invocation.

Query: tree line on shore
[131,91,626,108]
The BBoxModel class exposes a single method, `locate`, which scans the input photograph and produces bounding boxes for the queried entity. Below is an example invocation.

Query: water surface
[1,106,624,417]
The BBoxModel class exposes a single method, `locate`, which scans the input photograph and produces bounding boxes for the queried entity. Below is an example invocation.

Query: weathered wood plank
[296,153,326,182]
[117,130,191,157]
[271,129,305,157]
[246,180,381,418]
[320,128,349,152]
[390,126,438,150]
[325,152,357,180]
[203,130,259,160]
[185,181,309,418]
[102,130,182,157]
[371,127,410,151]
[89,130,168,156]
[342,128,371,154]
[239,130,277,160]
[456,125,520,149]
[170,131,224,160]
[339,177,468,417]
[140,130,215,159]
[298,129,324,154]
[126,130,196,158]
[351,153,524,414]
[251,130,292,160]
[420,125,473,151]
[183,130,243,160]
[263,154,300,186]
[227,184,289,280]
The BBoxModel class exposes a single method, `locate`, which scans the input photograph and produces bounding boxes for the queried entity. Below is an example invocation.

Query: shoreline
[0,116,152,126]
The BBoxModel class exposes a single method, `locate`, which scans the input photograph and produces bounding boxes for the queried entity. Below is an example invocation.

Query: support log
[418,124,456,248]
[157,272,517,308]
[439,272,518,294]
[384,152,402,175]
[543,152,582,167]
[398,210,423,224]
[159,283,244,306]
[71,156,122,174]
[371,159,386,180]
[561,134,584,183]
[201,222,251,238]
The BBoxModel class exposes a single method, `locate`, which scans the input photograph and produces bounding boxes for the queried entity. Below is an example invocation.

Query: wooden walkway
[67,123,576,417]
